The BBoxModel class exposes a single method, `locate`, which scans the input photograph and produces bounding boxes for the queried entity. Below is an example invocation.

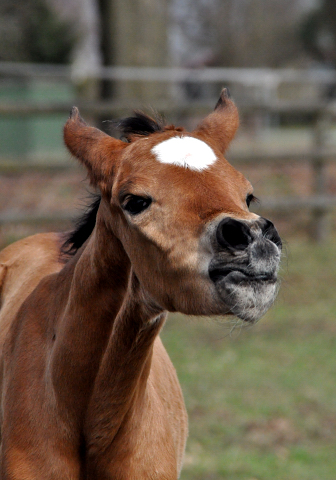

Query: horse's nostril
[216,218,251,250]
[261,219,282,249]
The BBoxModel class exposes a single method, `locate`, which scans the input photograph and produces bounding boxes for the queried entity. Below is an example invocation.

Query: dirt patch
[244,417,301,448]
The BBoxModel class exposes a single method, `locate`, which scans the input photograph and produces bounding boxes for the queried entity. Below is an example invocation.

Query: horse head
[63,89,281,323]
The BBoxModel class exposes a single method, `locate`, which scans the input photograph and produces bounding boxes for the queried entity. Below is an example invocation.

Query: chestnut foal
[0,90,281,479]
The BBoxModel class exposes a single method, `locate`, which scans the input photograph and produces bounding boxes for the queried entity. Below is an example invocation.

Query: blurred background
[1,0,336,479]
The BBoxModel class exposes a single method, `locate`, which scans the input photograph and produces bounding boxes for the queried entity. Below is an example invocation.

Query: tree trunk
[99,0,170,103]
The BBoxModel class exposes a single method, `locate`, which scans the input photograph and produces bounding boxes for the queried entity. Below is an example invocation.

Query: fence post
[311,108,330,242]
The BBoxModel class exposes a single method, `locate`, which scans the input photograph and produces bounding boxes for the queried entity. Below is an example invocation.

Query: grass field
[161,239,336,480]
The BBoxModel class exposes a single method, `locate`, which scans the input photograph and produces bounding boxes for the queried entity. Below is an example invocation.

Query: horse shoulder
[0,233,63,349]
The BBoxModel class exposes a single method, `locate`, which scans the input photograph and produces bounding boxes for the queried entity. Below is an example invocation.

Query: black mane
[116,111,165,141]
[61,193,101,257]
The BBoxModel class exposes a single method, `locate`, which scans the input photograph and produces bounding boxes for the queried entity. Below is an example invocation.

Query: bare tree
[171,0,315,68]
[0,0,75,63]
[301,0,336,67]
[99,0,170,102]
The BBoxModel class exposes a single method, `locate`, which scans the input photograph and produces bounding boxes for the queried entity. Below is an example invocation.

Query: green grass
[161,239,336,479]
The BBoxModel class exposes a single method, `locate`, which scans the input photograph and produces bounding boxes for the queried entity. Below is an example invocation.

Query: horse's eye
[123,195,152,215]
[246,194,257,208]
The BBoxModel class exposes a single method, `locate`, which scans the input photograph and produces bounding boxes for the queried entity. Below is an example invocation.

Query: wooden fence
[1,63,336,241]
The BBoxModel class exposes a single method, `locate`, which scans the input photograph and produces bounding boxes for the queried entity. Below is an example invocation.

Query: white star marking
[151,136,217,171]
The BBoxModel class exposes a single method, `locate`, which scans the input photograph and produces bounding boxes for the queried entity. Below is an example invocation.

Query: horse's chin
[214,270,279,323]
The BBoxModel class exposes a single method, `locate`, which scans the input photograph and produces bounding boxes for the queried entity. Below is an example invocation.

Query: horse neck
[51,203,165,436]
[84,273,166,456]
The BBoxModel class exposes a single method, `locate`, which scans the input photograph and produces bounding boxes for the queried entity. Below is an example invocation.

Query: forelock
[116,111,166,142]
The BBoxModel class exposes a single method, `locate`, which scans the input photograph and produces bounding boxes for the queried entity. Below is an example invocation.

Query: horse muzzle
[209,217,282,323]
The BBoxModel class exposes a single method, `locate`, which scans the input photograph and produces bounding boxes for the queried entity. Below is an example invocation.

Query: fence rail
[1,63,336,241]
[2,61,336,85]
[1,98,336,117]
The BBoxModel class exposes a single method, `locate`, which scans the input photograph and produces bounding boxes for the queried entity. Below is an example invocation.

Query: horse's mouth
[209,267,277,284]
[209,265,279,323]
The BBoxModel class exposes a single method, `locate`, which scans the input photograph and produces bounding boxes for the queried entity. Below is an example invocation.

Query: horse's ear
[64,107,127,190]
[193,88,239,154]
